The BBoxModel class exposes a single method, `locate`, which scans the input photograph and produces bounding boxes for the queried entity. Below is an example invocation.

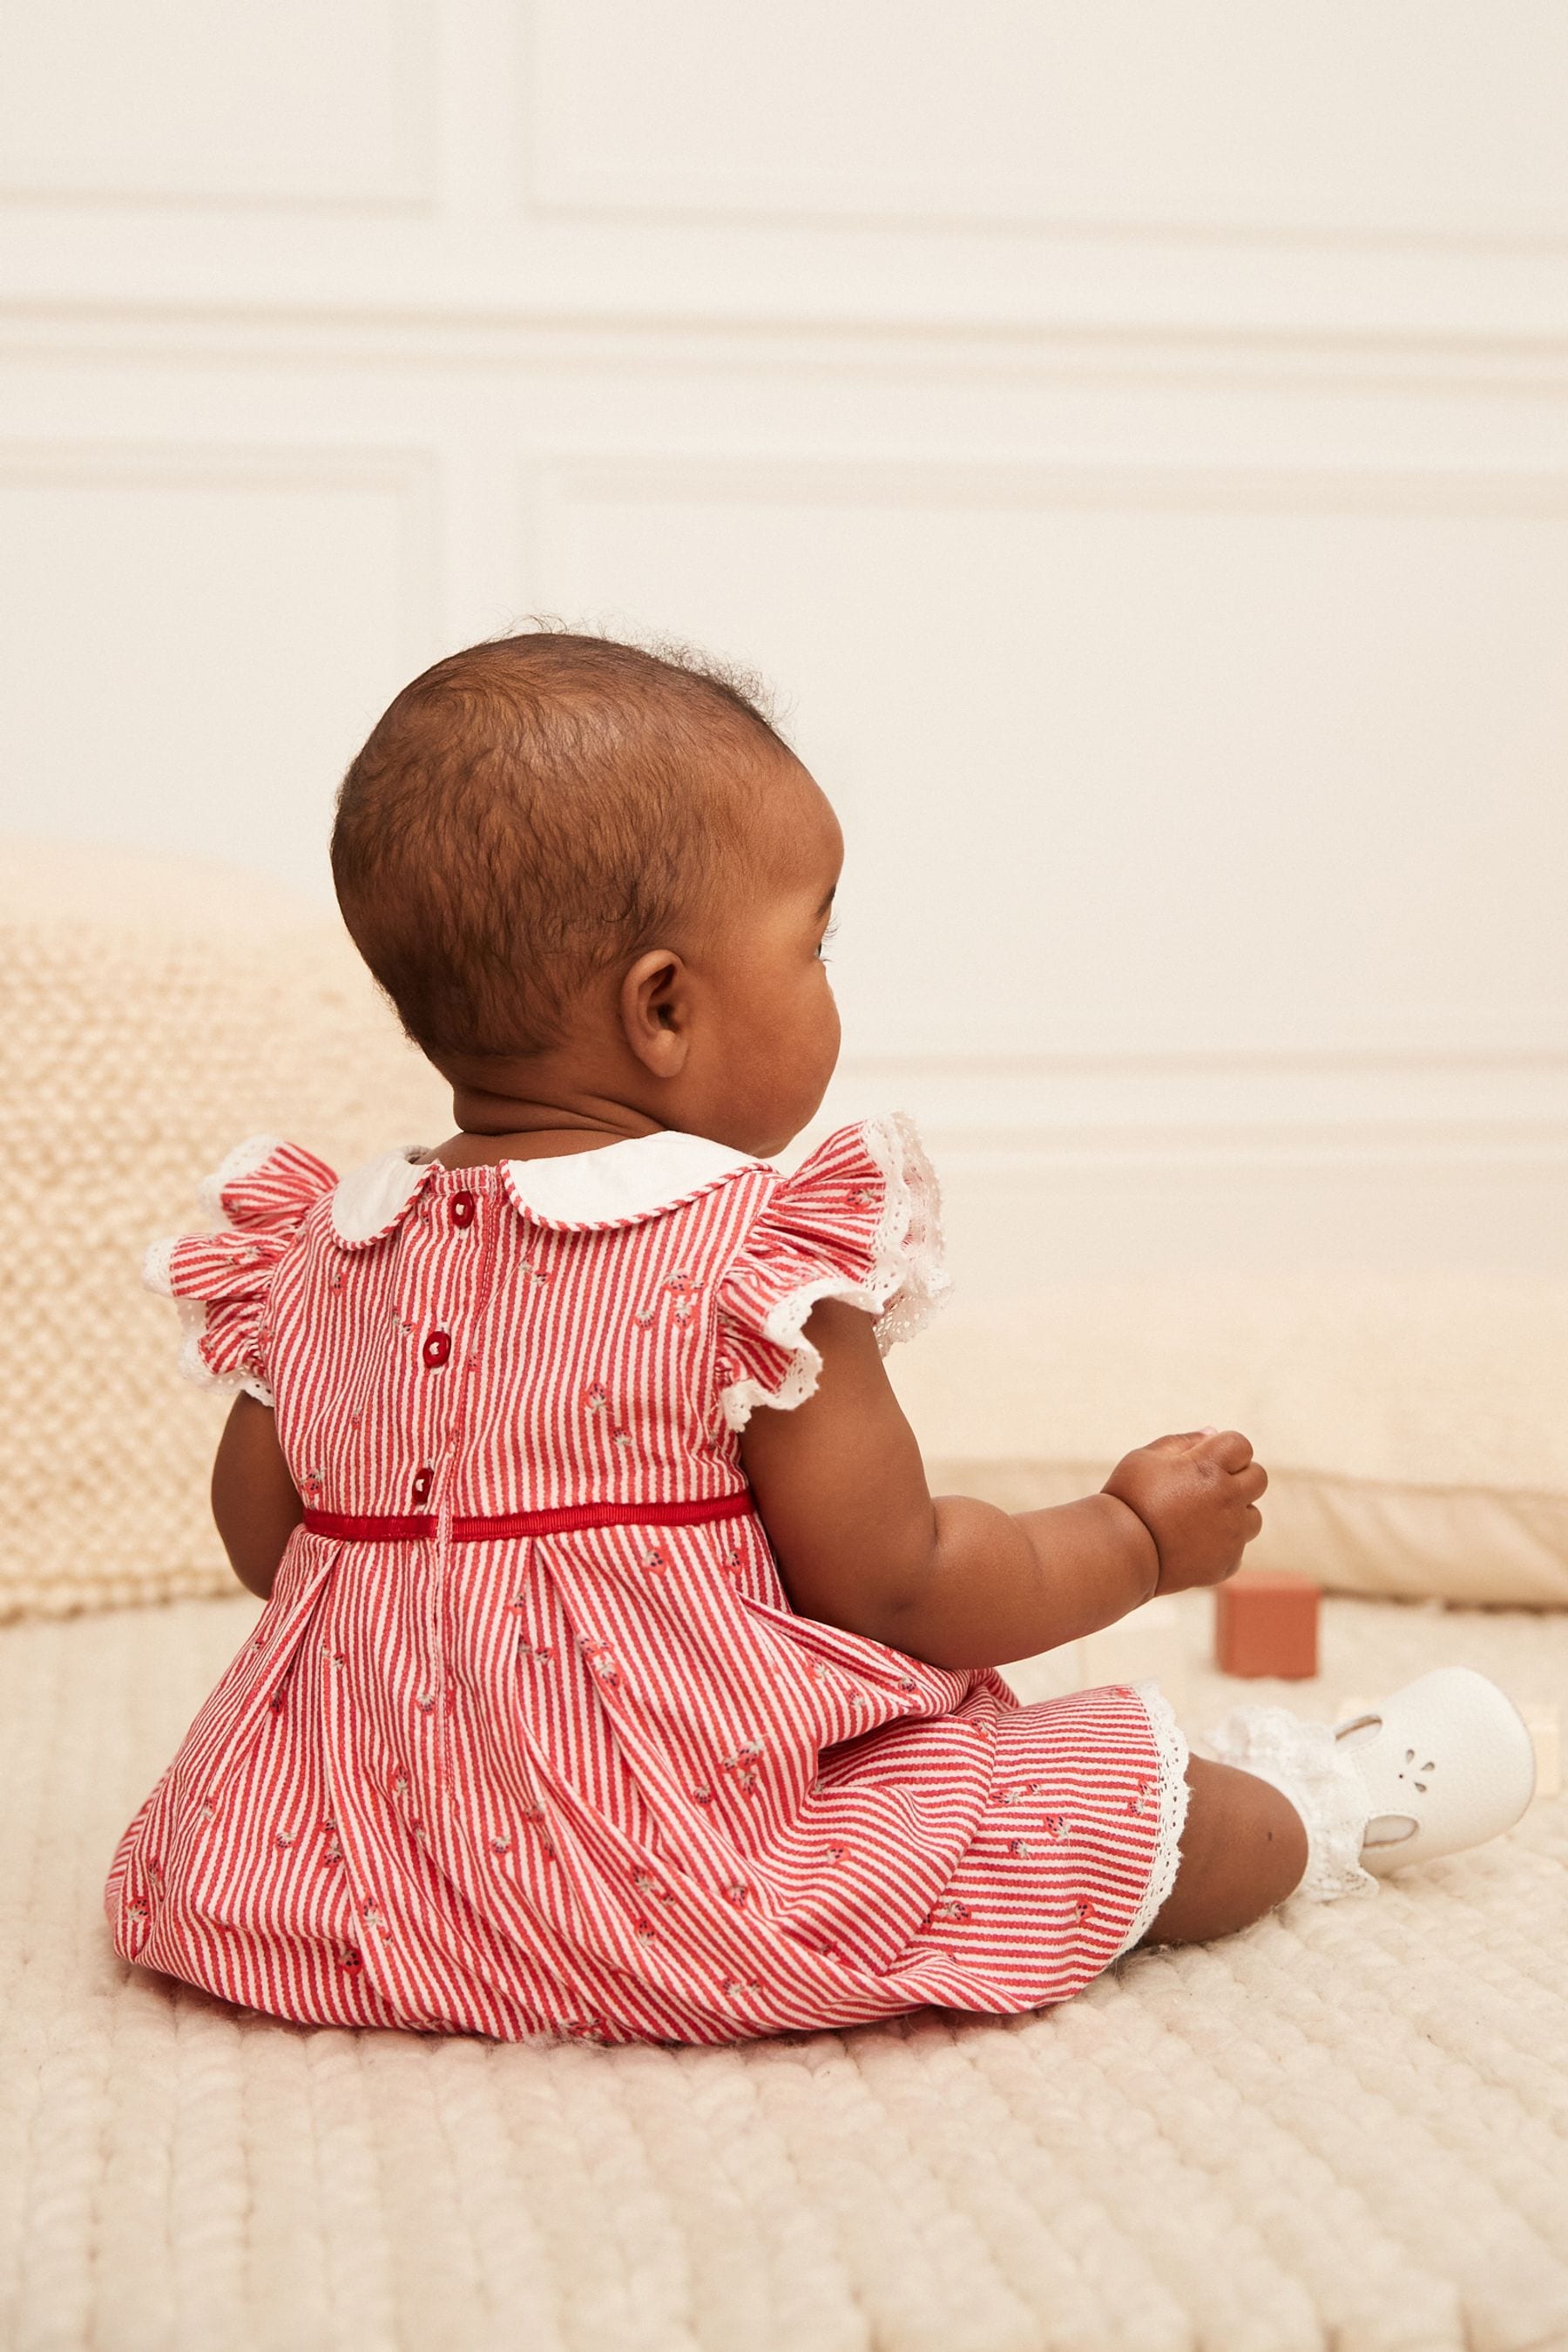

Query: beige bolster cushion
[895,1285,1568,1607]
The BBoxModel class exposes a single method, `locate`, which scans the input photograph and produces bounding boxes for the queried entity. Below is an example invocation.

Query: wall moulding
[0,435,444,679]
[528,168,1568,260]
[0,1,438,215]
[869,1117,1568,1166]
[540,451,1568,524]
[523,2,1568,258]
[0,437,439,496]
[824,1071,1568,1170]
[7,301,1568,395]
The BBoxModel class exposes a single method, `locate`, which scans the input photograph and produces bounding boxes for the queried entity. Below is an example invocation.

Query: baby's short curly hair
[331,630,791,1062]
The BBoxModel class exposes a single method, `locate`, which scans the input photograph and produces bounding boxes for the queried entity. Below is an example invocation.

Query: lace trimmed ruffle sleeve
[715,1112,950,1431]
[142,1135,338,1408]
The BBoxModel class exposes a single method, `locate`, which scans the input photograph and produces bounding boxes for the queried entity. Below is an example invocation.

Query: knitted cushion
[1,836,447,1621]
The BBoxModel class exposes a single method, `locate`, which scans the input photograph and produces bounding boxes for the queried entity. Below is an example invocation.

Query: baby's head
[332,631,842,1158]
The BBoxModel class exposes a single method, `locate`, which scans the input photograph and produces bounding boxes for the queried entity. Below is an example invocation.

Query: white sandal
[1332,1665,1536,1877]
[1204,1665,1536,1903]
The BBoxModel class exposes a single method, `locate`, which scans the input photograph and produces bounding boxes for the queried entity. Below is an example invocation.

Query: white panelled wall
[1,1,1565,1340]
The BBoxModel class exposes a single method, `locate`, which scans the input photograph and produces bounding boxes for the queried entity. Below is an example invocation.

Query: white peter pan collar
[329,1130,764,1246]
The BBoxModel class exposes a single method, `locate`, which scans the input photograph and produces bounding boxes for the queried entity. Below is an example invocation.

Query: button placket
[424,1182,504,1819]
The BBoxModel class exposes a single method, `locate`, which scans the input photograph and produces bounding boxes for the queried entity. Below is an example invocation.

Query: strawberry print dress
[108,1115,1190,2044]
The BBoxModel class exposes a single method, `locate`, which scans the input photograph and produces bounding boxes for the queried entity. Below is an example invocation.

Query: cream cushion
[3,833,1564,1617]
[900,1281,1568,1605]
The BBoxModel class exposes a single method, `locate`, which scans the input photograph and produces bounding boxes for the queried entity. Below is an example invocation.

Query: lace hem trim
[1202,1701,1380,1903]
[860,1111,951,1352]
[197,1132,283,1227]
[1110,1679,1193,1959]
[143,1236,274,1407]
[718,1112,950,1431]
[142,1234,178,1299]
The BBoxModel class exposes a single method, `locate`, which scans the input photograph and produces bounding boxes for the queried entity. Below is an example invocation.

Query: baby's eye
[816,919,839,962]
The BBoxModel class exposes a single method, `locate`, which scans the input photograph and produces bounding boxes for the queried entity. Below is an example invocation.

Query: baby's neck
[435,1070,660,1168]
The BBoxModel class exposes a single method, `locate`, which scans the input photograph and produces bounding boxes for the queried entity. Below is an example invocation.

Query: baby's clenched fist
[1102,1429,1267,1596]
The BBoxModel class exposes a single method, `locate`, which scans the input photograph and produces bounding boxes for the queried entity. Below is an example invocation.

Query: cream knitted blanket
[4,1586,1565,2352]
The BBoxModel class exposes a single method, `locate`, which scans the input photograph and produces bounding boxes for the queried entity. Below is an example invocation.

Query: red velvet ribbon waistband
[301,1491,754,1544]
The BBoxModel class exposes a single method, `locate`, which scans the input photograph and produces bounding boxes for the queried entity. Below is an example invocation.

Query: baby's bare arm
[211,1395,304,1601]
[739,1300,1159,1668]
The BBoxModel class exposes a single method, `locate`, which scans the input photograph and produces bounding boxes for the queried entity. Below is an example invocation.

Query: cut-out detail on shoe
[1363,1812,1419,1848]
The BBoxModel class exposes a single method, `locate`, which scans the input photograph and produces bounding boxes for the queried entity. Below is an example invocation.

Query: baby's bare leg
[1140,1756,1308,1946]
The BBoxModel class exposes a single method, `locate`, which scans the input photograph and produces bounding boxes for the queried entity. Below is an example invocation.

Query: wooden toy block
[1214,1571,1320,1679]
[1526,1705,1562,1798]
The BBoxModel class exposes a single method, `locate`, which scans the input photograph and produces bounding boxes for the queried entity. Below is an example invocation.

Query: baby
[108,632,1536,2044]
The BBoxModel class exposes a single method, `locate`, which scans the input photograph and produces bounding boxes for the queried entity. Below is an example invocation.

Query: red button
[422,1330,451,1369]
[451,1192,476,1228]
[411,1467,434,1504]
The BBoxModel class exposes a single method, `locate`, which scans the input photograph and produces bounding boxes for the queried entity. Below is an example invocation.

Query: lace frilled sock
[1203,1702,1381,1902]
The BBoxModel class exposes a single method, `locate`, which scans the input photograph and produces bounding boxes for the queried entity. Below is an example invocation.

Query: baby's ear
[620,948,692,1077]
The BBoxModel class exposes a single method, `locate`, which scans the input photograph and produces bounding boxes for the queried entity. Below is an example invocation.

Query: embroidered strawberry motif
[719,1740,763,1794]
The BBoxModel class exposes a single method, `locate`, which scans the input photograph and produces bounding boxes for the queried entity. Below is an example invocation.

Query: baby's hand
[1102,1429,1267,1596]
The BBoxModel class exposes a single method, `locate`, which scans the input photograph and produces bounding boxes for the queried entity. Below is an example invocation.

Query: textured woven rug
[3,1587,1565,2352]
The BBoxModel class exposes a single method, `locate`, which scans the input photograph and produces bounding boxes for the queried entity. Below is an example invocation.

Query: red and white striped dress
[108,1116,1189,2044]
